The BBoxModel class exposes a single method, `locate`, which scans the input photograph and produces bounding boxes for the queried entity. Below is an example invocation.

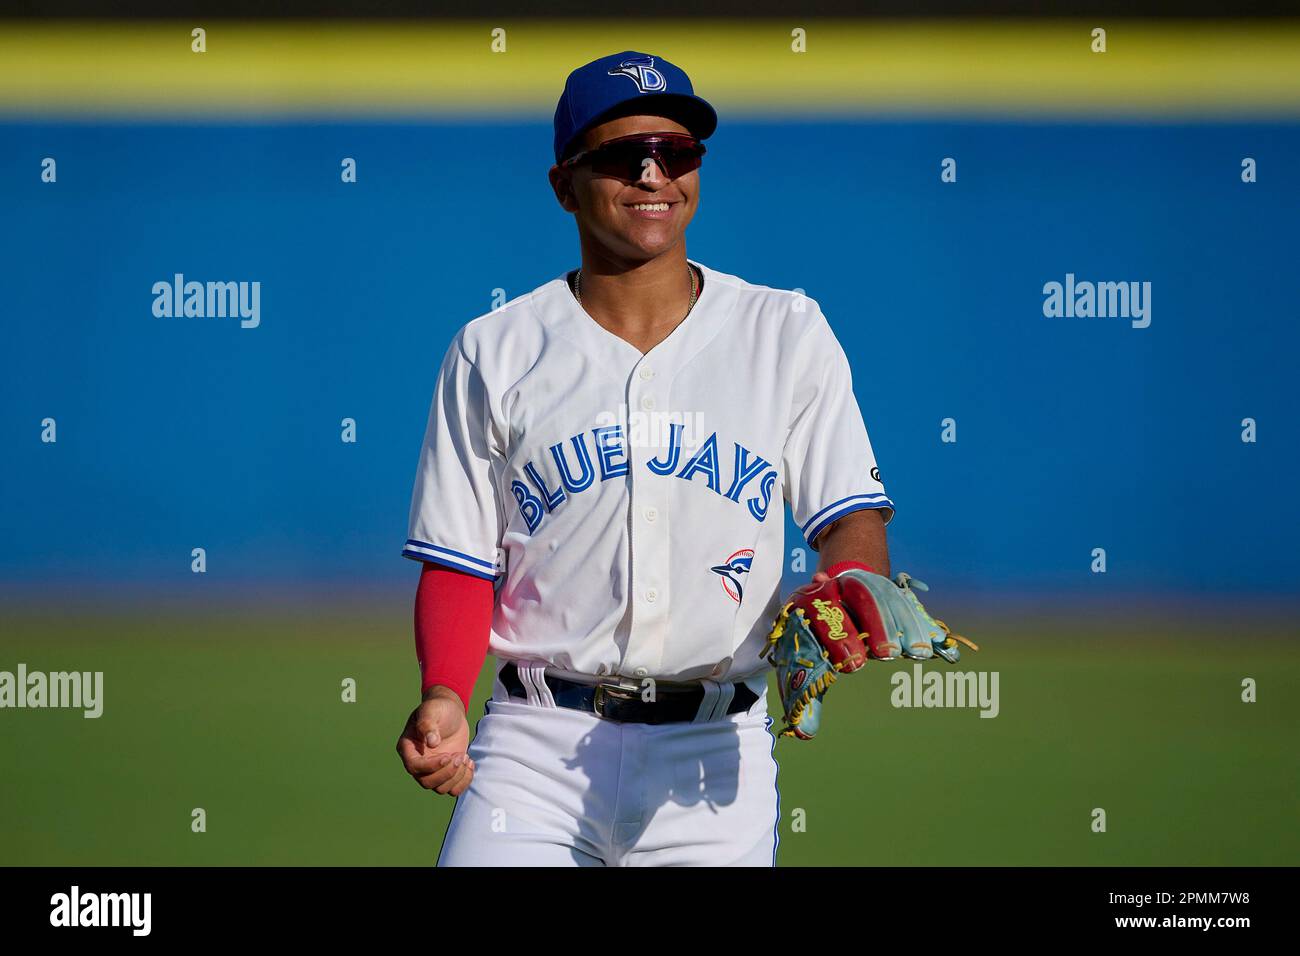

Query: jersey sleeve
[782,309,894,549]
[402,334,505,581]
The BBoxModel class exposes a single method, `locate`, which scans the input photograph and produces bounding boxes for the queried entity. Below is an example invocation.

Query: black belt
[499,662,759,725]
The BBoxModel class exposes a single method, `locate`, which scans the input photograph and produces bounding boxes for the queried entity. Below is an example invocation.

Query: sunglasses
[562,132,706,183]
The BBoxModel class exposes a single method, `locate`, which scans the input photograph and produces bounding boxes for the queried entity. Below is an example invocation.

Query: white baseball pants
[436,669,781,867]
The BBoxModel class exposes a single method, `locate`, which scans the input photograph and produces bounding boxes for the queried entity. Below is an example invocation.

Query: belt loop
[492,660,511,703]
[517,664,540,707]
[710,681,736,721]
[693,680,722,723]
[519,662,556,709]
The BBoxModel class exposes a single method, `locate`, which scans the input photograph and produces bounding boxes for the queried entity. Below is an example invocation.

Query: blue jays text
[511,422,778,533]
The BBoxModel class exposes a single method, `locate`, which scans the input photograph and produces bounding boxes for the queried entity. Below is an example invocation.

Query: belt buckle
[591,679,640,719]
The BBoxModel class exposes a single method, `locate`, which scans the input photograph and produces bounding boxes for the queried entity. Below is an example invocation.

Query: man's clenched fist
[395,687,475,796]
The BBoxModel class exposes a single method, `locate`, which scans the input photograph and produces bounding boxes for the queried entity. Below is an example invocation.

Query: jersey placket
[622,354,671,679]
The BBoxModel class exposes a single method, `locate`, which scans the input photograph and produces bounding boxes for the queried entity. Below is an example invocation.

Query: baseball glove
[763,562,978,739]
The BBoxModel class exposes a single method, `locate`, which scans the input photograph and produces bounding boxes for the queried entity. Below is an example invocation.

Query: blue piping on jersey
[802,495,894,548]
[402,539,499,580]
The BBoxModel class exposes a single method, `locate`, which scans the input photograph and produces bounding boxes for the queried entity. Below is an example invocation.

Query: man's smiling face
[550,114,701,264]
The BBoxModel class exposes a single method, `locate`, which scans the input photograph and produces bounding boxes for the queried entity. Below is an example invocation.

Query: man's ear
[548,164,579,213]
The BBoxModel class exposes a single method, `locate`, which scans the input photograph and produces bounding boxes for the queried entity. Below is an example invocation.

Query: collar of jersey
[538,260,738,380]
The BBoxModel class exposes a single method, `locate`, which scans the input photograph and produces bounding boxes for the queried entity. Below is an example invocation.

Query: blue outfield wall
[1,119,1296,598]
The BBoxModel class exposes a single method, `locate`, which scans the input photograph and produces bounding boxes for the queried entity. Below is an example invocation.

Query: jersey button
[645,588,659,603]
[644,506,658,522]
[638,367,655,381]
[634,667,649,678]
[640,394,656,411]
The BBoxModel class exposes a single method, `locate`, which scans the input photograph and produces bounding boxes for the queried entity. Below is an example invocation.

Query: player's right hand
[395,687,475,796]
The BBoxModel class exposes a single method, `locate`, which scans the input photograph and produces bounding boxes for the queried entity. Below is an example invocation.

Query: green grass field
[1,606,1296,866]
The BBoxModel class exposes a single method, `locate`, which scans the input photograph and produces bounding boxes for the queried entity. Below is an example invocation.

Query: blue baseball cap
[552,51,717,164]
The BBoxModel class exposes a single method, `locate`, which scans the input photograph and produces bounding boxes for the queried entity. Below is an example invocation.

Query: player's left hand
[794,563,973,665]
[764,562,978,739]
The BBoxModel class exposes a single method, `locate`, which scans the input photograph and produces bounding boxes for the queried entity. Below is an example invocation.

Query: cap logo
[608,55,667,94]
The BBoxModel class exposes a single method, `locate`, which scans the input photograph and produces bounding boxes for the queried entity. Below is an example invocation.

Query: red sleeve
[414,562,494,710]
[824,561,875,577]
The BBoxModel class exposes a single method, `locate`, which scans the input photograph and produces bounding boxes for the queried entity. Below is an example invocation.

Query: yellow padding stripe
[2,19,1299,117]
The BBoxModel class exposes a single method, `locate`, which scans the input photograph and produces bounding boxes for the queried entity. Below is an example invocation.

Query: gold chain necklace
[574,264,698,312]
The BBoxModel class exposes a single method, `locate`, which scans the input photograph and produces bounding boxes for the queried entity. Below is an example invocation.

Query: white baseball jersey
[403,260,892,683]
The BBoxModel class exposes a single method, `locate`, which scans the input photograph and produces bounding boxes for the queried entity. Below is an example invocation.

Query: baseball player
[394,51,970,866]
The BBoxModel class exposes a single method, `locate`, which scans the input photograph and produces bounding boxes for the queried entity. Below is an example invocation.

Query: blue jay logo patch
[608,56,667,94]
[710,549,753,604]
